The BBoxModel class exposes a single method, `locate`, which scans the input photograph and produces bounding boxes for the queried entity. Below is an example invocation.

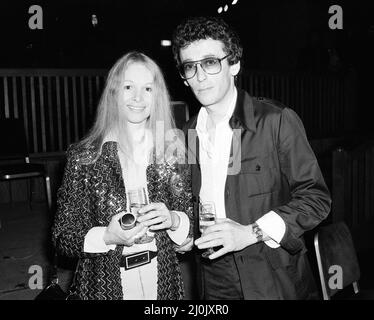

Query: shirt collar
[103,131,117,144]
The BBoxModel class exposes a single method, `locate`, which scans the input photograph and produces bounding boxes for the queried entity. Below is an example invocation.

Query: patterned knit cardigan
[52,141,194,300]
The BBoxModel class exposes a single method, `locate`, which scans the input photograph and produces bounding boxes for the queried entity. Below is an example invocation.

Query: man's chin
[194,95,216,107]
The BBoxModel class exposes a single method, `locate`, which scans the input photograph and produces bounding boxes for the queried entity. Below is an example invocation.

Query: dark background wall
[0,0,373,131]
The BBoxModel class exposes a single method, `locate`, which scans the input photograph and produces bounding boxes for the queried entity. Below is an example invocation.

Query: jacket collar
[228,88,256,132]
[187,88,256,133]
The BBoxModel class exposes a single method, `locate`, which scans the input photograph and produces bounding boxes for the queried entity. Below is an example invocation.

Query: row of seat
[0,119,52,210]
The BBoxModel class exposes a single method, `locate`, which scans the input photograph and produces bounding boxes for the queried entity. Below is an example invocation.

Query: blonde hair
[79,51,184,164]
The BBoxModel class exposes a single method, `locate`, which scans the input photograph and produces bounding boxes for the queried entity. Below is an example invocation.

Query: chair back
[314,221,361,299]
[171,101,189,130]
[0,119,29,161]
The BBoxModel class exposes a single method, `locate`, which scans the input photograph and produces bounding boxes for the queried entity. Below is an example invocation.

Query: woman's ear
[230,61,241,77]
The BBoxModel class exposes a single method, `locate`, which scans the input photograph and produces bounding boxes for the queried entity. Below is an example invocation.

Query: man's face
[179,38,239,109]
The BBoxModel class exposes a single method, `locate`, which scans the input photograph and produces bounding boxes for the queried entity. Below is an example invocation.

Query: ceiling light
[91,14,98,27]
[161,40,171,47]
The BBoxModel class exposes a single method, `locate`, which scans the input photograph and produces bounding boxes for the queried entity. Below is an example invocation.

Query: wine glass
[127,187,154,244]
[199,201,216,258]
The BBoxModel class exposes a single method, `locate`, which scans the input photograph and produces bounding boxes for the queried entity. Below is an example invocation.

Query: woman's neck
[115,121,152,165]
[126,122,147,144]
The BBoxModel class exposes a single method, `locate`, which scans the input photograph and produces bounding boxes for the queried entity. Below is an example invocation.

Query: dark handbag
[35,255,80,300]
[35,281,74,300]
[34,278,80,300]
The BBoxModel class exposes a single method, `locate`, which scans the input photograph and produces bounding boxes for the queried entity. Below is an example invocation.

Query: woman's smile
[127,104,146,112]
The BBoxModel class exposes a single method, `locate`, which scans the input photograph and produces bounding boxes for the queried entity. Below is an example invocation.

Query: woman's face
[118,62,154,125]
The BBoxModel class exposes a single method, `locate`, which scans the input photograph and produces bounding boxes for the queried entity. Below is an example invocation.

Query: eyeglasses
[178,54,231,80]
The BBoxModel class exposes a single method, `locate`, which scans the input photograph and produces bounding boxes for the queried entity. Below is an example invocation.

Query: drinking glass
[127,187,154,244]
[199,201,216,258]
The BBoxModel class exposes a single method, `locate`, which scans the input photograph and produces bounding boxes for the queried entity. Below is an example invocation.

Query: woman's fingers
[149,219,169,230]
[136,210,158,222]
[138,203,164,214]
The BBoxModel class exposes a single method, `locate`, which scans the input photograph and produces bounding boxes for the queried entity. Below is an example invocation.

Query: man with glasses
[172,16,331,300]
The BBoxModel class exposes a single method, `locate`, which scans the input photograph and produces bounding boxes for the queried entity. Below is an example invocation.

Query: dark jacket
[185,89,331,300]
[52,141,193,300]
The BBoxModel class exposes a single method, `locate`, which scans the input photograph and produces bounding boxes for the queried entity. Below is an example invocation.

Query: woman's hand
[103,212,147,246]
[137,203,180,231]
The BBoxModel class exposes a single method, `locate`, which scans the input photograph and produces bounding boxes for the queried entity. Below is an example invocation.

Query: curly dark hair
[172,16,243,66]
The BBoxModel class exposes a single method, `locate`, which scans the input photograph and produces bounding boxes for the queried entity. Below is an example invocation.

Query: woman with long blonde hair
[53,51,193,300]
[79,51,182,163]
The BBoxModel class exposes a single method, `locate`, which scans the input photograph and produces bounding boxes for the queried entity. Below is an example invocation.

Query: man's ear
[184,80,189,87]
[230,61,241,77]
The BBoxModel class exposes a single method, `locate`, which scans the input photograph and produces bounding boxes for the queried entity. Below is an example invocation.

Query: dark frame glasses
[178,54,231,80]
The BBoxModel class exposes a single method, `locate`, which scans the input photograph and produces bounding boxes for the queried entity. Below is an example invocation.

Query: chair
[171,101,190,130]
[0,119,52,210]
[314,221,374,300]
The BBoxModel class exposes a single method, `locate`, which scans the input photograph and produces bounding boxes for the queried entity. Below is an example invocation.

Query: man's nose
[196,64,207,82]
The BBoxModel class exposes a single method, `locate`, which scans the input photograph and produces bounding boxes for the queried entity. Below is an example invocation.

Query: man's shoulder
[251,96,302,125]
[249,95,305,133]
[237,89,288,120]
[252,96,289,115]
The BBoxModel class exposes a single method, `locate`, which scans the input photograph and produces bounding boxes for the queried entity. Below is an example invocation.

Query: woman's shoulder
[66,142,99,165]
[160,155,190,181]
[164,156,191,194]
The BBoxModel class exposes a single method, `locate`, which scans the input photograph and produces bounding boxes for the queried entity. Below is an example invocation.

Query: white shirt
[83,132,190,299]
[197,90,237,219]
[196,88,286,248]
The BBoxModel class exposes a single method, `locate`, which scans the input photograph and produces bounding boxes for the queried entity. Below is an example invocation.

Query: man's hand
[194,218,259,259]
[103,212,147,247]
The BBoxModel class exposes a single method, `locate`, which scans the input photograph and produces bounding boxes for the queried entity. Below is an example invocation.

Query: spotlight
[224,4,228,11]
[91,14,98,27]
[218,7,223,14]
[161,40,171,47]
[232,0,239,4]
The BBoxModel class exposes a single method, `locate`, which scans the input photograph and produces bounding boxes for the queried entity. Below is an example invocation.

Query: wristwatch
[252,222,263,242]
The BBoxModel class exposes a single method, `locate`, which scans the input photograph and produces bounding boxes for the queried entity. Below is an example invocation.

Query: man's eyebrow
[181,54,218,63]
